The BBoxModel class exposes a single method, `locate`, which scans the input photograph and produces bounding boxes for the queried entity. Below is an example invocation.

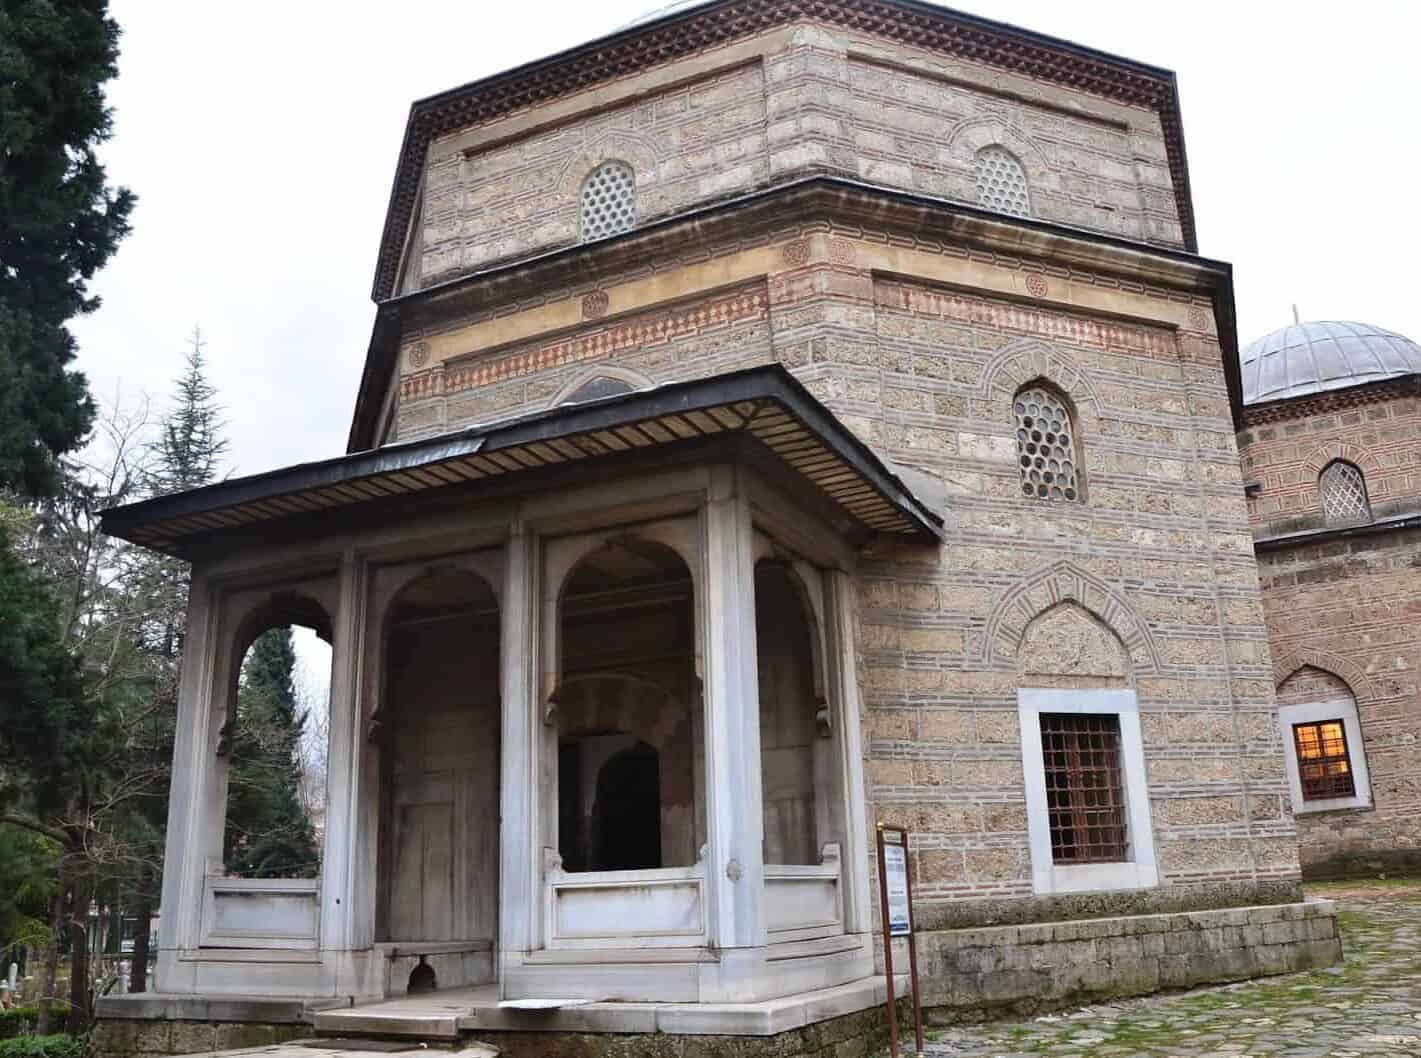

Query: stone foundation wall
[917,900,1341,1022]
[92,1018,312,1058]
[466,1003,911,1058]
[93,1002,912,1058]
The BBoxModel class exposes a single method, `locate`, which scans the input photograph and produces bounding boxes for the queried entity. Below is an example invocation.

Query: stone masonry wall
[412,21,1184,291]
[419,63,769,284]
[918,900,1341,1022]
[93,1018,311,1058]
[1240,383,1421,532]
[393,282,774,441]
[1240,388,1421,875]
[94,1003,914,1058]
[845,273,1295,910]
[390,217,1300,922]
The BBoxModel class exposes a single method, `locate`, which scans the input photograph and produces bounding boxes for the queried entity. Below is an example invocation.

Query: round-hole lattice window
[1014,387,1079,501]
[580,161,636,242]
[974,147,1032,219]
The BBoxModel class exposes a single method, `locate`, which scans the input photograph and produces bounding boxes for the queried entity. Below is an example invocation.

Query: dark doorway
[591,741,661,871]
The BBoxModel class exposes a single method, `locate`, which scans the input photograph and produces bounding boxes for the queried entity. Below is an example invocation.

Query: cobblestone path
[923,880,1421,1057]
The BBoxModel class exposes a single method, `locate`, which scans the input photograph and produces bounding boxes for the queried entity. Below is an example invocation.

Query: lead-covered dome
[1240,320,1421,405]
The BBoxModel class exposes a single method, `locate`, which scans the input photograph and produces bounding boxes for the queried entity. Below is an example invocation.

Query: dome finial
[1292,303,1300,325]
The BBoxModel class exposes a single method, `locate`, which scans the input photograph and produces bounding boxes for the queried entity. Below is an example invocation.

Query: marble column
[498,525,542,992]
[700,468,766,951]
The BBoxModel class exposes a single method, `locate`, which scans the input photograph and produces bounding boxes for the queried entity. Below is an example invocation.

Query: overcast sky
[72,0,1421,482]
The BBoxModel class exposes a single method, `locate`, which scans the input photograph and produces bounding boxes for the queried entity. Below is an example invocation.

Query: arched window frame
[1318,459,1372,525]
[1013,382,1083,502]
[579,160,636,243]
[974,145,1032,219]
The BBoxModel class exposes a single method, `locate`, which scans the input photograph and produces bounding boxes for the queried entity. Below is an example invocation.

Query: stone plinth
[917,900,1342,1022]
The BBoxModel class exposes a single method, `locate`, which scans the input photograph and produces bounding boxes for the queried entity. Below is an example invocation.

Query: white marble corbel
[364,699,388,744]
[215,718,233,757]
[542,684,561,727]
[542,846,564,879]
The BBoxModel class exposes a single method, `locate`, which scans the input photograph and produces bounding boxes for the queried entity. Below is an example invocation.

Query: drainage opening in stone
[407,955,437,994]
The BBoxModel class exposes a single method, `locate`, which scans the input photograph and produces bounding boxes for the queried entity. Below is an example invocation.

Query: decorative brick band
[875,279,1176,359]
[401,284,768,402]
[1240,376,1419,426]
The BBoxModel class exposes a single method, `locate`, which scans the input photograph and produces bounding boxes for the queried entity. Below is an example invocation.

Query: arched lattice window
[580,161,636,242]
[974,146,1031,218]
[1014,385,1079,501]
[1319,460,1371,524]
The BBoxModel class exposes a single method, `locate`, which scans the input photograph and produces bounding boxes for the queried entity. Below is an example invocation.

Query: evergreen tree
[148,328,226,495]
[0,517,92,820]
[0,0,135,498]
[223,629,319,879]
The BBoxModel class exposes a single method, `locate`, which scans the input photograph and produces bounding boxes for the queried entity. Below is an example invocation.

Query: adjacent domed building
[1241,320,1421,405]
[1238,319,1421,876]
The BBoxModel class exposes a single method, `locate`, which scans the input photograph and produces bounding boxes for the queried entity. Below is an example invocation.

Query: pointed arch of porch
[983,559,1159,675]
[551,672,689,752]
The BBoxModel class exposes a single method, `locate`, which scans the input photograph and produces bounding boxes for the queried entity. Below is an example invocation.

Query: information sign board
[882,843,912,937]
[875,823,924,1058]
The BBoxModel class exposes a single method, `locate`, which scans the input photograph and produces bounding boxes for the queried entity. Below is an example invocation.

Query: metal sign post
[876,823,924,1058]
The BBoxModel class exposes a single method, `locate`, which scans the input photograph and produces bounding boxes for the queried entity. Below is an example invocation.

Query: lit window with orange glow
[1292,720,1355,801]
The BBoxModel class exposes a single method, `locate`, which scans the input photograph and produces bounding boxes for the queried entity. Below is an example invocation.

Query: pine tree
[148,328,227,495]
[0,0,135,498]
[223,629,319,879]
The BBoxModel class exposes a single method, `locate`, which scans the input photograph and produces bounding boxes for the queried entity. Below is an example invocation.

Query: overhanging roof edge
[103,366,945,551]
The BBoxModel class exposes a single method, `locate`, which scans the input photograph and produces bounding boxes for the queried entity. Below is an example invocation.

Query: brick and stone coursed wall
[845,277,1293,909]
[1240,390,1421,876]
[1240,384,1421,532]
[394,282,774,442]
[414,22,1183,290]
[917,900,1341,1022]
[393,222,1301,919]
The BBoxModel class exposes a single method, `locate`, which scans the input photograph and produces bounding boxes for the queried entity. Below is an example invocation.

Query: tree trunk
[34,859,66,1035]
[128,897,152,993]
[66,866,94,1033]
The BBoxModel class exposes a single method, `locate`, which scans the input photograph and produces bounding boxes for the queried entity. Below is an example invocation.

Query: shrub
[0,1010,72,1041]
[0,1036,85,1058]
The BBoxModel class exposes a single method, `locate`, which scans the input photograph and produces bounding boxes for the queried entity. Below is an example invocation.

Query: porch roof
[100,366,944,556]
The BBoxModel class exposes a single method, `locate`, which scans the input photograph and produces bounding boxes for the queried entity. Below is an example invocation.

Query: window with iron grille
[1014,386,1080,501]
[580,161,636,242]
[974,146,1032,218]
[1040,713,1128,864]
[1319,460,1371,525]
[1292,719,1356,801]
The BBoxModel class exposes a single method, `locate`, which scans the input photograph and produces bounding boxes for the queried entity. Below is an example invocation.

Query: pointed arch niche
[1014,595,1159,896]
[1276,664,1372,815]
